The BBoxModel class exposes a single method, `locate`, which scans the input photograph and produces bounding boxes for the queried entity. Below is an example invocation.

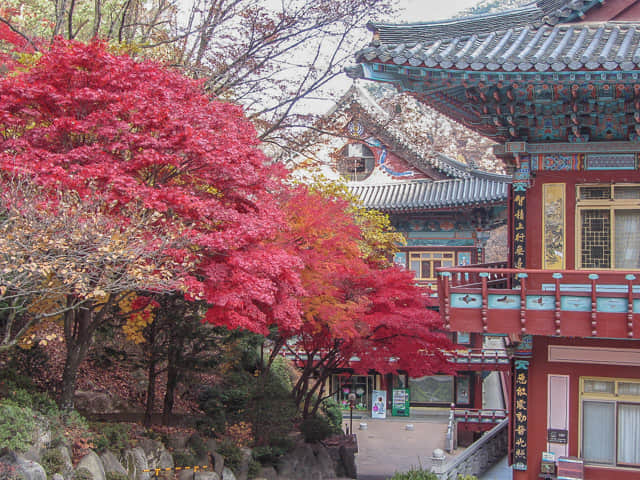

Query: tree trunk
[60,307,92,415]
[144,353,158,427]
[162,335,181,424]
[144,317,160,427]
[60,338,85,413]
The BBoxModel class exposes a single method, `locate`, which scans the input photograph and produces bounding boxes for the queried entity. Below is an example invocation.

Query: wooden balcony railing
[437,267,640,339]
[444,348,510,370]
[452,408,508,424]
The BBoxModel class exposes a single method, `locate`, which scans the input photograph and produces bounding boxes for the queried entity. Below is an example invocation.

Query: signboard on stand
[392,389,410,417]
[372,390,387,419]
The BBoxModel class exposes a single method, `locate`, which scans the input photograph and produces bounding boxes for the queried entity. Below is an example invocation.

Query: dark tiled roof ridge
[348,175,510,211]
[354,21,640,74]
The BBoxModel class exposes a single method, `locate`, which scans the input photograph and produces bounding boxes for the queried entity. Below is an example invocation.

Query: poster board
[371,390,387,419]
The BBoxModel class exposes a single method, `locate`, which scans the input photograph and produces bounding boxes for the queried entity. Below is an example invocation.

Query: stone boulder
[235,447,252,480]
[44,446,73,479]
[24,415,52,463]
[76,451,106,480]
[100,451,127,476]
[256,466,278,480]
[74,392,115,414]
[0,451,46,480]
[123,447,150,480]
[221,467,236,480]
[138,438,174,470]
[276,442,336,480]
[177,470,220,480]
[210,451,224,477]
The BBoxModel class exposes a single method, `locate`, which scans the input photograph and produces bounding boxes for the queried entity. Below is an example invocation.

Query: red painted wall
[512,336,640,480]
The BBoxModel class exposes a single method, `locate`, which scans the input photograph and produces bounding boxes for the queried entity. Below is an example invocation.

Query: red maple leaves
[0,40,450,413]
[0,38,302,334]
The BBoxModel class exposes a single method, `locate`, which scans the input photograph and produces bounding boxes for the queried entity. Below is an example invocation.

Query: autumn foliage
[0,39,302,333]
[276,186,451,416]
[0,39,450,418]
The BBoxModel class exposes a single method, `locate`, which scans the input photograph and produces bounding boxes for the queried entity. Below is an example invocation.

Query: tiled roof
[357,22,640,73]
[349,172,510,212]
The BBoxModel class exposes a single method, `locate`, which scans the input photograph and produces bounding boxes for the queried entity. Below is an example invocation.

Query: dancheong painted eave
[355,22,640,73]
[348,174,510,213]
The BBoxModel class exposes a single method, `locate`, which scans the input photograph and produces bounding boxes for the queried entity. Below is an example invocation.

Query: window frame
[579,376,640,468]
[408,251,456,280]
[336,142,376,181]
[575,184,640,270]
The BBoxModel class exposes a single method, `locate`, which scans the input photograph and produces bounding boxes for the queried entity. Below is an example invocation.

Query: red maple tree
[273,186,452,418]
[0,39,303,410]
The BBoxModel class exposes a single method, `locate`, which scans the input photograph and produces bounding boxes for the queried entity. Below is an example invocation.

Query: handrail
[452,408,508,423]
[437,266,639,337]
[435,418,509,479]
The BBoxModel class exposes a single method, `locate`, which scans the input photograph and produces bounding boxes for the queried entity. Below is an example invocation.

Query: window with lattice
[409,251,455,280]
[577,185,640,269]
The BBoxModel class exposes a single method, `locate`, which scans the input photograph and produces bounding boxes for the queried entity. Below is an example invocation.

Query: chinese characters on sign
[513,192,526,270]
[513,359,529,471]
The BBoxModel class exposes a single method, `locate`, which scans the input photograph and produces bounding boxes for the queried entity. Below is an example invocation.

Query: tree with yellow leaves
[0,179,185,411]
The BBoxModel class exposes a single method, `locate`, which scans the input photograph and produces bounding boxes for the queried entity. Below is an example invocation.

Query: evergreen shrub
[299,416,333,443]
[91,423,131,454]
[216,439,243,474]
[321,398,343,435]
[0,400,37,452]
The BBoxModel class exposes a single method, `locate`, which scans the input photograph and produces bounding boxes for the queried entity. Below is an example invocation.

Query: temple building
[347,0,640,478]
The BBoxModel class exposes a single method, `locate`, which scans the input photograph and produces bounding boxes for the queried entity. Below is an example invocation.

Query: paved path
[353,413,451,480]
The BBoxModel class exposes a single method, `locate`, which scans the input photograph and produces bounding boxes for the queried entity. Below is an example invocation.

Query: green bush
[321,398,343,435]
[387,468,439,480]
[40,449,67,478]
[91,423,131,454]
[216,439,243,474]
[187,434,207,460]
[171,450,197,468]
[269,356,293,390]
[6,387,59,416]
[299,416,333,443]
[0,400,37,452]
[252,446,281,467]
[247,459,261,479]
[457,476,478,480]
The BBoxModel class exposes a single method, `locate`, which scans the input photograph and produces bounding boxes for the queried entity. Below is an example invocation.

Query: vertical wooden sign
[513,192,526,269]
[513,359,530,471]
